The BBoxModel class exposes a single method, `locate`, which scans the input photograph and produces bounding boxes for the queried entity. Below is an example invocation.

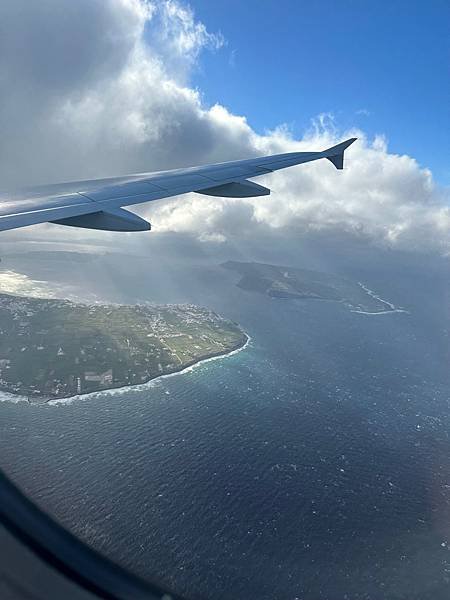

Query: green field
[0,294,246,401]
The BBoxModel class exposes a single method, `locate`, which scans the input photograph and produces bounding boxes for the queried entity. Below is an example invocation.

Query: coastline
[354,282,410,315]
[0,332,251,406]
[350,308,409,315]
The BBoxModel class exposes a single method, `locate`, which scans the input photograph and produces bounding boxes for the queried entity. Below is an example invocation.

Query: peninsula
[0,293,247,401]
[222,261,402,314]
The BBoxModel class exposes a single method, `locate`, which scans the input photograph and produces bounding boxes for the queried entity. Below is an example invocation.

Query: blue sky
[189,0,449,184]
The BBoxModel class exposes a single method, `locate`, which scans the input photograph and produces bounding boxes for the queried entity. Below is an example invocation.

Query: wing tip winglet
[323,137,357,170]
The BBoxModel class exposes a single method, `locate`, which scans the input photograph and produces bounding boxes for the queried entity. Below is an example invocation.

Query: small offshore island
[223,261,404,314]
[0,293,247,402]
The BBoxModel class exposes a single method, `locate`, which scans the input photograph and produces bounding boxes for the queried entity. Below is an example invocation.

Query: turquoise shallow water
[1,267,449,600]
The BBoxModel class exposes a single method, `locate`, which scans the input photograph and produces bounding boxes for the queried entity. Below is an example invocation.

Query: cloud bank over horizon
[0,0,448,255]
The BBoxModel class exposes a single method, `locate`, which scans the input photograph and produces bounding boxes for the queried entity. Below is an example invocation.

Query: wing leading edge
[0,138,356,233]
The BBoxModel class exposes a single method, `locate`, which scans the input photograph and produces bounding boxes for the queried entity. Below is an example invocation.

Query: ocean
[0,248,449,599]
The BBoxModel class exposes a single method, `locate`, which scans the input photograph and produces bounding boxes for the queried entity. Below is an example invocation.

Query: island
[222,261,403,314]
[0,293,247,402]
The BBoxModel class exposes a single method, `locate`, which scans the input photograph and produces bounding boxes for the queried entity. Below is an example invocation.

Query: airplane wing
[0,138,356,233]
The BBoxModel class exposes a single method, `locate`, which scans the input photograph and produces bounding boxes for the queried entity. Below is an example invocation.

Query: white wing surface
[0,138,356,233]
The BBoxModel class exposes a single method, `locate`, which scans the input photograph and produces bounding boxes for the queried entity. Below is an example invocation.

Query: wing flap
[145,173,210,191]
[80,181,164,201]
[0,192,93,217]
[0,200,101,232]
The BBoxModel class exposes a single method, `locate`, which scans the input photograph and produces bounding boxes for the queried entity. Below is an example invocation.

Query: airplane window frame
[0,469,185,600]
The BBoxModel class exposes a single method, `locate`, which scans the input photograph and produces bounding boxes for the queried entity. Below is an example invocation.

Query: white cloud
[149,128,450,254]
[197,232,227,244]
[152,0,225,73]
[0,269,88,300]
[0,0,448,255]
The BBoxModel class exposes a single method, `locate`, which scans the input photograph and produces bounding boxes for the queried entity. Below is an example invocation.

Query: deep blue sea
[0,249,449,599]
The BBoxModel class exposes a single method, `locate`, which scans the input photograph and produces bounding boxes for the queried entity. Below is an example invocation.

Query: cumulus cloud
[147,0,225,77]
[150,121,449,253]
[0,0,448,255]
